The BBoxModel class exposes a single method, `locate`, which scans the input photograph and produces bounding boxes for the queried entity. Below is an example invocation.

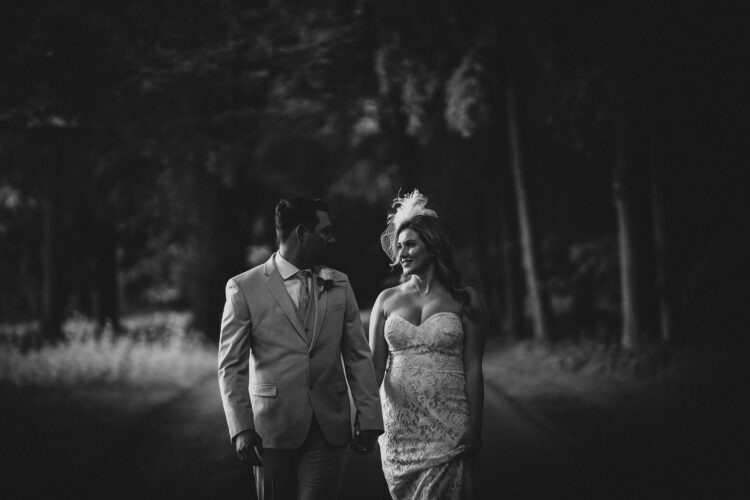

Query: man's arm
[218,278,257,441]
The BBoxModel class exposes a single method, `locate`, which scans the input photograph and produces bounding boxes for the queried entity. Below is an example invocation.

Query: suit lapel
[263,256,308,346]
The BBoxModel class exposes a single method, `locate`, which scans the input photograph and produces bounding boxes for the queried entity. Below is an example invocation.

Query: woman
[369,190,486,500]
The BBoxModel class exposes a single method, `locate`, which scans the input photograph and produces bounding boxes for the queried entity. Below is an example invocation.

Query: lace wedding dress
[379,312,473,499]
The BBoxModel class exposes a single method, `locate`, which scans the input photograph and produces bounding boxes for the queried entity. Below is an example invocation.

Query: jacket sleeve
[340,279,384,433]
[218,278,255,440]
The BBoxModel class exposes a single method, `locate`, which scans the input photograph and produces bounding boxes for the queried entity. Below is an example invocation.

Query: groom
[218,197,383,500]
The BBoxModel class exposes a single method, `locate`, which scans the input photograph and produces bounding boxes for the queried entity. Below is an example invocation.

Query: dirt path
[50,365,598,499]
[7,347,739,499]
[91,377,255,499]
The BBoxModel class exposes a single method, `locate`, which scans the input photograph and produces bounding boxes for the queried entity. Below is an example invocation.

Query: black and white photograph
[1,1,747,499]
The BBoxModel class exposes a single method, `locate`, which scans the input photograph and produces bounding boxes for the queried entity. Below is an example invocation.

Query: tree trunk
[650,132,674,343]
[471,162,493,324]
[613,125,640,349]
[505,73,552,342]
[500,191,522,339]
[187,176,222,341]
[40,172,63,342]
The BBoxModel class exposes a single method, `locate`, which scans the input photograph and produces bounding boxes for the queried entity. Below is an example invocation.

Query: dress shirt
[275,252,311,308]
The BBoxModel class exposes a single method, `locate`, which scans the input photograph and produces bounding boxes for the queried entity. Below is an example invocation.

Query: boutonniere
[315,267,335,296]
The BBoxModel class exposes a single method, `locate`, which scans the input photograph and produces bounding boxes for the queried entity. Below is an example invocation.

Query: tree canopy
[1,0,745,345]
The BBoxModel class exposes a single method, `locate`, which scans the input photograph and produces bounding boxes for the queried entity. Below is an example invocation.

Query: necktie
[296,270,311,317]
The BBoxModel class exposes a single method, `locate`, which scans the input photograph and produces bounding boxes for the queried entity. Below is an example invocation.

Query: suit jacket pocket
[250,383,277,397]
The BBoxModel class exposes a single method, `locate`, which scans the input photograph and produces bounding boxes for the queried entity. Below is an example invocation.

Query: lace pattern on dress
[379,312,474,500]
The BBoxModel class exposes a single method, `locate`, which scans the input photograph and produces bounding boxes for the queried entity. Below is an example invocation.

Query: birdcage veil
[380,189,438,263]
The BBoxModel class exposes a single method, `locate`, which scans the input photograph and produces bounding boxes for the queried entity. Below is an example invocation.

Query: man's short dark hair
[275,197,329,242]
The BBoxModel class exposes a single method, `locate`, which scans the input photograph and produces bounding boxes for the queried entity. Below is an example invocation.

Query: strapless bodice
[384,311,464,373]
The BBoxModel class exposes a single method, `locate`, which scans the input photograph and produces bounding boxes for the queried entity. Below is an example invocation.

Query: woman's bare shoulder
[383,283,409,299]
[375,283,409,311]
[370,286,406,325]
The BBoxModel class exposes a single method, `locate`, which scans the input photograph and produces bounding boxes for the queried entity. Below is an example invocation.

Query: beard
[304,243,330,268]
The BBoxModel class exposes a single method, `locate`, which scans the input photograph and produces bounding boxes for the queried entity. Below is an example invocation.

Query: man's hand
[234,429,264,466]
[352,429,380,455]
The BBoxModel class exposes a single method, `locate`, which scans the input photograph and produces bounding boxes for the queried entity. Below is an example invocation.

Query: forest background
[1,0,746,349]
[1,1,748,497]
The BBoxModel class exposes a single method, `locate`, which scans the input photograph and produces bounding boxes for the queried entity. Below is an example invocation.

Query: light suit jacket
[218,254,383,449]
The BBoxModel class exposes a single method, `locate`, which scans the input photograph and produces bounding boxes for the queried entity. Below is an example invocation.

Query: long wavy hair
[396,217,477,319]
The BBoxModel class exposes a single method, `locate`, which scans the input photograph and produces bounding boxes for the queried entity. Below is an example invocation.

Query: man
[218,197,383,500]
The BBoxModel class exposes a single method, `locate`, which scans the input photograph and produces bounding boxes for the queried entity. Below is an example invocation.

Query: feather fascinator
[380,189,438,263]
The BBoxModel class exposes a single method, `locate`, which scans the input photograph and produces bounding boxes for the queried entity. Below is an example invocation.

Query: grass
[484,336,746,447]
[0,312,222,499]
[482,338,748,498]
[0,311,216,389]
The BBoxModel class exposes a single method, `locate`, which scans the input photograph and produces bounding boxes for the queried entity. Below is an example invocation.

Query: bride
[369,190,487,499]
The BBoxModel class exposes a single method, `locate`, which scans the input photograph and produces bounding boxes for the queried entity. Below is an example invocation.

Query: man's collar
[275,252,302,280]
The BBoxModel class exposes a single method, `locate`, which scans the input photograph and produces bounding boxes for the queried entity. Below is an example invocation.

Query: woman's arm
[462,287,488,455]
[368,290,390,388]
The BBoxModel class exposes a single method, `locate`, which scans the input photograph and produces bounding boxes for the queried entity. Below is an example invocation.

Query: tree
[649,126,674,343]
[504,63,553,341]
[1,0,141,338]
[442,28,554,341]
[612,122,640,349]
[364,1,550,338]
[537,2,660,349]
[2,0,374,340]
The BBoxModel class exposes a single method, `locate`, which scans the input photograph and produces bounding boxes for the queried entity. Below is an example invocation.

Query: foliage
[506,339,671,383]
[0,0,745,345]
[444,46,492,139]
[489,336,744,413]
[0,312,214,388]
[546,237,619,333]
[0,0,382,336]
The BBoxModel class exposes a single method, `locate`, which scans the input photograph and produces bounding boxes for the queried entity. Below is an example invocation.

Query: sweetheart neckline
[387,311,461,328]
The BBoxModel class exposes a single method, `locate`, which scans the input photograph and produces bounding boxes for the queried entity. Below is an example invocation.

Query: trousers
[253,416,347,500]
